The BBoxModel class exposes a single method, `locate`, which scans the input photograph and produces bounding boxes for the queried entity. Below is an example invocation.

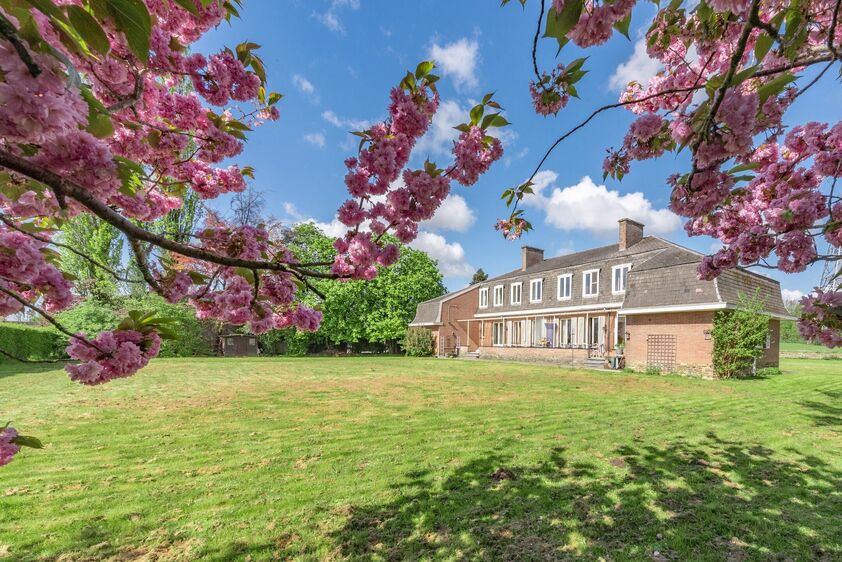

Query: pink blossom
[451,126,504,187]
[0,426,20,466]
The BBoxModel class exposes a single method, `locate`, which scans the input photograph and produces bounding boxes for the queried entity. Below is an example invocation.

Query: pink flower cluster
[798,290,842,347]
[0,227,73,315]
[554,0,636,48]
[66,330,162,385]
[0,426,20,466]
[529,64,569,117]
[451,126,504,187]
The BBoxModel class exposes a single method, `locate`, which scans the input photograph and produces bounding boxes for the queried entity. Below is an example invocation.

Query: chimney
[521,246,544,271]
[618,218,644,250]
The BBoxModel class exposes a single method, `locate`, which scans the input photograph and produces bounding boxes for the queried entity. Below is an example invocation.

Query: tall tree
[59,214,123,301]
[470,268,489,285]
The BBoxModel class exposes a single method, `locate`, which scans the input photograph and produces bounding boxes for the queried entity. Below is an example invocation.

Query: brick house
[410,219,793,375]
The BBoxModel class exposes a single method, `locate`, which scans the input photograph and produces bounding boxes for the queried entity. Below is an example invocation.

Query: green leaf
[87,112,114,138]
[171,0,199,14]
[453,123,471,132]
[754,33,774,64]
[66,5,109,55]
[12,435,44,449]
[481,114,510,129]
[469,104,484,125]
[756,72,795,105]
[613,12,632,39]
[415,60,434,79]
[106,0,152,61]
[544,1,583,44]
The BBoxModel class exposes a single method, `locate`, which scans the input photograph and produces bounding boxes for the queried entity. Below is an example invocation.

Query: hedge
[0,322,66,362]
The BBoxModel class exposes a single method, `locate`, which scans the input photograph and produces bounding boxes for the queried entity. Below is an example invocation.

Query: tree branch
[0,149,339,281]
[128,238,162,293]
[0,12,40,77]
[0,347,62,364]
[532,0,546,85]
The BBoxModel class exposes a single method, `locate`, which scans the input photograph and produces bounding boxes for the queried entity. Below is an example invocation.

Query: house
[410,218,793,375]
[408,284,481,356]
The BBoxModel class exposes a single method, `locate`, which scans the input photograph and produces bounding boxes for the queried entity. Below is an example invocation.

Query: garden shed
[221,334,259,357]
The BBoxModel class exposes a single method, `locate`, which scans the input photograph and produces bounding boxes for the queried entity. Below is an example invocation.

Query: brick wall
[436,288,480,355]
[625,311,715,375]
[478,346,590,366]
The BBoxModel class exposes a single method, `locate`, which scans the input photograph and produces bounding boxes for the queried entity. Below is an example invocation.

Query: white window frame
[612,263,632,295]
[492,321,505,346]
[479,287,489,309]
[557,273,572,300]
[583,269,600,298]
[530,278,543,303]
[765,333,772,349]
[493,285,504,307]
[510,282,522,305]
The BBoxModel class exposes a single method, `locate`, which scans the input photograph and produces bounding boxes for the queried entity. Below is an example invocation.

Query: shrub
[0,322,66,361]
[712,292,770,378]
[403,328,434,357]
[644,365,662,376]
[55,299,121,338]
[122,295,212,357]
[756,367,782,377]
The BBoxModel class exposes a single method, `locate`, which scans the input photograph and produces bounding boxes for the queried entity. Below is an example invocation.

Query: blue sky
[195,0,842,299]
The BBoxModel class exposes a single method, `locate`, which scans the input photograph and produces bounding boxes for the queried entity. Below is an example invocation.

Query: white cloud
[524,174,680,236]
[415,99,463,156]
[609,38,662,92]
[420,194,476,232]
[409,231,474,277]
[303,132,326,148]
[429,38,480,90]
[316,0,360,33]
[321,110,371,131]
[292,74,315,94]
[782,289,805,303]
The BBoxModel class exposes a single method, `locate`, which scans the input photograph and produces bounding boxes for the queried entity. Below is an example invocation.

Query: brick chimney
[618,218,644,250]
[521,246,544,270]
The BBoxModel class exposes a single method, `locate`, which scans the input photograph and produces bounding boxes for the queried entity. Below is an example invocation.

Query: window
[479,288,488,308]
[510,282,522,305]
[511,320,525,346]
[557,274,572,300]
[560,318,574,346]
[583,269,599,297]
[493,285,504,307]
[530,278,543,303]
[492,322,505,345]
[612,264,631,294]
[765,333,772,349]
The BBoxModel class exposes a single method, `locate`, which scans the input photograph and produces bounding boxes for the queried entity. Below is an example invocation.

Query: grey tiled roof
[408,285,475,326]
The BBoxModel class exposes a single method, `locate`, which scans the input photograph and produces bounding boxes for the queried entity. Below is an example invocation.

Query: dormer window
[583,269,599,297]
[530,279,543,303]
[510,282,522,305]
[479,288,488,308]
[612,264,631,294]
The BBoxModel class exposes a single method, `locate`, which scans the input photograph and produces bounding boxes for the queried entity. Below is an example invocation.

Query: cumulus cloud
[303,132,326,148]
[420,194,476,232]
[409,231,474,277]
[524,174,680,236]
[609,38,662,92]
[429,38,480,90]
[782,289,805,303]
[292,74,315,94]
[321,110,371,131]
[315,0,360,33]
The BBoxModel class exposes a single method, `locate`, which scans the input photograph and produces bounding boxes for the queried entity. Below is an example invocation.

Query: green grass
[781,341,842,354]
[1,357,840,561]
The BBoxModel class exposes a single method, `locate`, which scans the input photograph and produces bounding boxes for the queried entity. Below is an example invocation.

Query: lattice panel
[646,334,677,372]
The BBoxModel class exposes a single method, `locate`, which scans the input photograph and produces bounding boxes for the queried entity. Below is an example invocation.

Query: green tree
[711,292,770,378]
[470,268,488,285]
[59,214,123,301]
[278,223,446,349]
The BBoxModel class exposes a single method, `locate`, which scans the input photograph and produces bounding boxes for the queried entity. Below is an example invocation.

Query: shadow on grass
[331,435,842,561]
[799,392,842,430]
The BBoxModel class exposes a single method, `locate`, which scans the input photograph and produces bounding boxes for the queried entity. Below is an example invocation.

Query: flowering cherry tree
[502,0,842,347]
[0,0,506,464]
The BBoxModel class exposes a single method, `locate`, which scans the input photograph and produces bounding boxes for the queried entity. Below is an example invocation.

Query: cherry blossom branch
[0,12,40,77]
[0,150,339,281]
[532,0,546,85]
[0,286,105,352]
[128,238,162,293]
[0,348,62,364]
[829,0,842,59]
[0,213,137,284]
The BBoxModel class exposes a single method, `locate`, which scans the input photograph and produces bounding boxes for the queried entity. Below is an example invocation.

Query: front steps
[584,357,609,369]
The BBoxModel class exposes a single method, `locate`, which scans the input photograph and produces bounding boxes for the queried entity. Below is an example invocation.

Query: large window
[583,269,600,297]
[557,274,572,300]
[511,320,525,346]
[492,321,505,345]
[493,285,504,307]
[560,318,574,346]
[530,278,543,303]
[510,282,522,305]
[612,264,631,294]
[479,288,488,308]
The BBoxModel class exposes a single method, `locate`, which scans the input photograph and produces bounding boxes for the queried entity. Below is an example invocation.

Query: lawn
[780,341,842,354]
[1,357,840,561]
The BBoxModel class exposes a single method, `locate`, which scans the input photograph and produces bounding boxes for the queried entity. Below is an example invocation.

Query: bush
[122,295,212,357]
[57,295,213,358]
[712,292,769,378]
[0,322,66,361]
[756,367,782,377]
[402,327,434,357]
